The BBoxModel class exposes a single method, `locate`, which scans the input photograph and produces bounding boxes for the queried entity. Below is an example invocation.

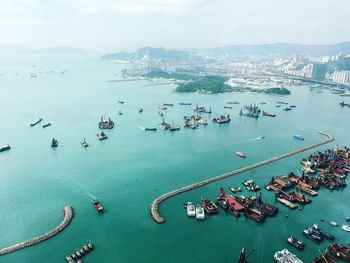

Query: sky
[0,0,349,52]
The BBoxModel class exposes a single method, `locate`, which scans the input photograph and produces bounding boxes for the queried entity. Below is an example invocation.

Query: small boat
[81,138,89,147]
[290,105,296,108]
[51,138,58,147]
[230,186,242,193]
[195,205,205,220]
[259,136,265,139]
[186,202,196,217]
[71,252,77,259]
[79,248,85,255]
[0,144,11,152]
[200,199,218,215]
[179,102,192,105]
[287,236,305,250]
[65,255,73,262]
[283,107,292,111]
[197,118,208,125]
[342,224,350,232]
[169,122,180,131]
[92,199,104,213]
[118,110,122,115]
[30,118,43,127]
[330,221,338,227]
[139,108,143,113]
[118,100,124,104]
[293,134,304,141]
[159,105,167,110]
[346,217,350,222]
[96,131,108,140]
[87,241,94,250]
[224,106,233,109]
[163,103,173,106]
[262,111,276,117]
[144,127,157,131]
[226,101,240,105]
[236,151,246,158]
[42,122,51,128]
[83,245,90,252]
[276,105,281,108]
[75,250,82,258]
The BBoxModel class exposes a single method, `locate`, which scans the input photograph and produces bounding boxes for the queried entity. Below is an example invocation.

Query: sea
[0,54,349,263]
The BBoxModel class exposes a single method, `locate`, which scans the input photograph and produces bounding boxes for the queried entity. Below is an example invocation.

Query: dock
[0,206,73,255]
[150,132,334,223]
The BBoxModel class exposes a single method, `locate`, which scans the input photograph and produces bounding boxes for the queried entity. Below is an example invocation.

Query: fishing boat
[293,134,305,141]
[0,144,11,152]
[186,202,196,217]
[290,105,296,108]
[330,221,338,227]
[169,122,180,131]
[96,131,108,140]
[30,118,43,127]
[98,117,114,129]
[184,120,198,129]
[81,138,89,147]
[138,108,143,113]
[224,106,232,109]
[287,236,305,250]
[262,111,276,117]
[236,151,246,158]
[163,103,173,106]
[195,205,205,220]
[303,227,323,242]
[42,122,51,128]
[51,138,58,147]
[92,199,104,213]
[342,225,350,232]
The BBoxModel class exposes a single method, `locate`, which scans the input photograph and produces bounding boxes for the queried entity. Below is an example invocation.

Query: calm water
[0,54,349,263]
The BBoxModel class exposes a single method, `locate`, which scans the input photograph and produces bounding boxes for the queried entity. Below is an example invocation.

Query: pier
[151,132,334,223]
[0,206,73,255]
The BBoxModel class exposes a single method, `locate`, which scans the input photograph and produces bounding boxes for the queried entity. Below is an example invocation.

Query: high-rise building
[311,63,327,80]
[332,71,350,84]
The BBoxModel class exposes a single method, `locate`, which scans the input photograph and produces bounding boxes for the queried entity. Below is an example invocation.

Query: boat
[276,105,281,108]
[159,104,167,110]
[273,249,303,263]
[346,217,350,222]
[144,127,157,131]
[242,179,260,191]
[195,205,205,220]
[81,138,89,147]
[184,120,198,129]
[169,122,180,131]
[51,138,58,147]
[287,236,305,250]
[200,198,218,215]
[224,106,232,109]
[283,107,292,111]
[71,252,78,259]
[197,118,208,125]
[159,119,171,130]
[328,243,350,261]
[293,134,304,141]
[226,101,240,105]
[30,118,43,127]
[79,248,85,255]
[65,255,73,263]
[262,111,276,117]
[312,224,335,240]
[342,224,350,232]
[83,245,90,252]
[118,110,122,115]
[87,241,94,250]
[98,117,114,129]
[179,102,191,105]
[230,186,242,193]
[138,108,143,113]
[75,250,81,258]
[42,122,51,128]
[186,202,196,217]
[92,199,104,213]
[303,227,323,242]
[163,103,173,106]
[0,144,11,152]
[96,131,108,140]
[330,221,338,227]
[236,151,246,158]
[339,101,350,107]
[290,105,296,108]
[118,100,124,104]
[213,114,230,123]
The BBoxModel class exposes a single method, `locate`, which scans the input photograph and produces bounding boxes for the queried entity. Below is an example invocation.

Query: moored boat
[195,205,205,220]
[186,202,196,217]
[286,236,305,250]
[200,198,218,215]
[274,249,303,263]
[330,221,338,227]
[139,108,143,113]
[213,113,230,123]
[342,224,350,232]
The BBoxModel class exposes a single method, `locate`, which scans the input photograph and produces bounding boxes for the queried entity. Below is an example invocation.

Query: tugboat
[81,138,89,147]
[51,138,58,147]
[30,118,43,127]
[286,236,305,250]
[92,199,104,213]
[98,117,114,129]
[236,151,246,158]
[195,205,205,220]
[96,131,108,140]
[0,144,11,152]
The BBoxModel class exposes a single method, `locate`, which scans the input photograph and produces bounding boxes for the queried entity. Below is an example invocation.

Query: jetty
[0,206,73,255]
[150,132,334,223]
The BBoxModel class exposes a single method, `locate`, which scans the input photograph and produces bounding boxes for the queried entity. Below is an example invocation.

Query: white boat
[197,118,208,125]
[342,224,350,232]
[330,221,338,227]
[273,249,303,263]
[195,205,205,220]
[186,203,196,217]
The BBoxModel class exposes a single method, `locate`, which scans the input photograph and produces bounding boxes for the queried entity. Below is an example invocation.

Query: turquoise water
[0,54,349,263]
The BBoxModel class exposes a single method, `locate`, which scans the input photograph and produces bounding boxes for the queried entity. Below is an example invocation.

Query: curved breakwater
[150,132,334,224]
[0,206,73,255]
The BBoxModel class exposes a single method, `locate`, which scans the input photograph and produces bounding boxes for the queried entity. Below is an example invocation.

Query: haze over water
[0,54,349,262]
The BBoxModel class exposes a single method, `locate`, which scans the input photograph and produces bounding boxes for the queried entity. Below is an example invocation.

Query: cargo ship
[200,198,218,215]
[179,102,191,105]
[216,188,244,217]
[92,199,104,213]
[286,236,305,250]
[213,114,230,123]
[30,118,43,127]
[0,144,11,152]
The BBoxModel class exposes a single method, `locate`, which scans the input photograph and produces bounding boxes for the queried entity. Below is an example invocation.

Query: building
[311,63,327,80]
[332,71,350,85]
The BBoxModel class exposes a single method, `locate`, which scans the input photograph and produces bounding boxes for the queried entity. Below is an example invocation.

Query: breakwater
[151,132,334,223]
[0,206,73,255]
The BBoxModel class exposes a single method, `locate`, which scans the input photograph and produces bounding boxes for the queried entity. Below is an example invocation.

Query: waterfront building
[332,70,350,85]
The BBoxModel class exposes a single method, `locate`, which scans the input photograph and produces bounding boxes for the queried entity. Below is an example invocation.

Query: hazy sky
[0,0,349,52]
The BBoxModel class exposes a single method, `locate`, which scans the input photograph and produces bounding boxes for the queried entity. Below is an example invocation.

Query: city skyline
[0,0,350,52]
